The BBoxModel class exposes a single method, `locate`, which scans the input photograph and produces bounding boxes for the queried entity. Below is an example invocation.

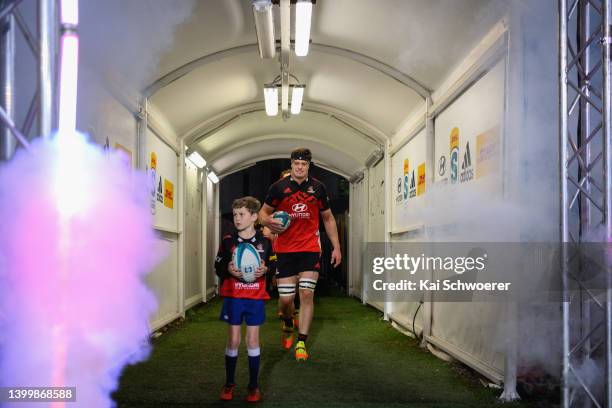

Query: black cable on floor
[412,301,423,340]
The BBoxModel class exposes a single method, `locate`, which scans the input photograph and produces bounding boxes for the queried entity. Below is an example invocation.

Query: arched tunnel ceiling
[214,138,364,179]
[146,0,507,174]
[150,50,423,137]
[196,110,379,177]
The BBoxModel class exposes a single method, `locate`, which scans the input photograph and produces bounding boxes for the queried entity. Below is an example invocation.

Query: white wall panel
[77,66,137,165]
[391,128,428,231]
[366,162,385,311]
[184,159,202,306]
[147,233,179,329]
[147,128,179,232]
[206,177,217,295]
[434,60,504,190]
[427,61,506,382]
[349,178,366,298]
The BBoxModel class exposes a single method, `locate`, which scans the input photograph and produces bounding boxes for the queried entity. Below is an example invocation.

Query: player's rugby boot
[246,387,261,403]
[220,383,236,401]
[295,340,308,361]
[281,321,294,349]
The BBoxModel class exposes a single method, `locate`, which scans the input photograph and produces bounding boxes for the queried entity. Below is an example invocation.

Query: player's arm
[321,209,342,267]
[259,203,285,234]
[214,241,230,279]
[255,239,275,278]
[214,238,242,279]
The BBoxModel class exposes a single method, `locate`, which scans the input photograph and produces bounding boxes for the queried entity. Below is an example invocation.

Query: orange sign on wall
[164,179,174,209]
[417,163,426,196]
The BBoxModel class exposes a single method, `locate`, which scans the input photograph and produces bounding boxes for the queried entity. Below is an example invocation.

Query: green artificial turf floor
[113,291,556,407]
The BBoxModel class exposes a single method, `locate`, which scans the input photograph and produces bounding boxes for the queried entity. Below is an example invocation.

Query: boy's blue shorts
[220,298,266,326]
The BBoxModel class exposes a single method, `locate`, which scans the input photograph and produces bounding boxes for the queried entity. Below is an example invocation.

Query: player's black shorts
[276,252,321,278]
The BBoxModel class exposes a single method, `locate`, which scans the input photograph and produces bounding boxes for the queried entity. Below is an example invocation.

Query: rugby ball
[272,211,291,231]
[232,243,261,283]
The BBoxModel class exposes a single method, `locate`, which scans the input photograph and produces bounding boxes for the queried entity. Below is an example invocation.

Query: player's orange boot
[246,387,261,403]
[220,383,235,401]
[281,321,294,349]
[295,340,308,361]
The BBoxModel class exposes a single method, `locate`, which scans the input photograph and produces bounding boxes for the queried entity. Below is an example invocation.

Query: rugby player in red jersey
[215,196,276,402]
[259,148,342,361]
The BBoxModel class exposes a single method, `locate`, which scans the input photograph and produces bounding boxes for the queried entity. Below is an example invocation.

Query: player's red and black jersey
[214,231,276,300]
[264,176,330,253]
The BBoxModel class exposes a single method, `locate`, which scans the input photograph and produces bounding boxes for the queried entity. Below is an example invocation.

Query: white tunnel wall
[348,174,367,299]
[144,127,181,330]
[77,68,180,330]
[365,160,386,312]
[75,64,221,331]
[356,3,560,384]
[205,176,218,300]
[184,159,202,308]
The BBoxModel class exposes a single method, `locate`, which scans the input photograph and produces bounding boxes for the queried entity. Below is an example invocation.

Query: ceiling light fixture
[252,0,276,59]
[187,151,207,168]
[265,74,306,117]
[264,84,279,116]
[294,0,312,57]
[208,171,219,184]
[290,85,305,115]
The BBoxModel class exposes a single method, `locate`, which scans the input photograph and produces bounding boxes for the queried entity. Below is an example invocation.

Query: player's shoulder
[222,233,236,245]
[270,176,290,189]
[309,176,326,187]
[308,177,328,193]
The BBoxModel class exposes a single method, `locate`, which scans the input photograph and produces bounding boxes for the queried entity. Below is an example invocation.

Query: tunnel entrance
[219,158,350,291]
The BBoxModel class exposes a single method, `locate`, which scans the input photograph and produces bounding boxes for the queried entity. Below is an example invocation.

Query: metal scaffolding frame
[0,0,57,161]
[560,0,612,407]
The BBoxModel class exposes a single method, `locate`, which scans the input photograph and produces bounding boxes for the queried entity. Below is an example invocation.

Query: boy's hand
[254,265,267,278]
[228,261,243,279]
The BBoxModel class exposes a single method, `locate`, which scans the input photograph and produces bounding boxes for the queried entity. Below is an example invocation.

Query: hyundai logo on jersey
[292,203,307,212]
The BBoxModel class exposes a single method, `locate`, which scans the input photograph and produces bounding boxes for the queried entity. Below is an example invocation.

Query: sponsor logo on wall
[417,163,426,196]
[148,152,158,214]
[157,176,164,203]
[449,127,459,184]
[164,179,174,209]
[437,155,448,185]
[148,150,176,213]
[460,141,474,183]
[403,159,409,201]
[438,155,446,176]
[395,176,402,204]
[476,126,500,179]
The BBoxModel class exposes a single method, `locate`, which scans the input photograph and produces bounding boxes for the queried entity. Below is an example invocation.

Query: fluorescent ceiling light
[290,85,305,115]
[188,151,207,168]
[295,0,312,57]
[208,171,219,184]
[264,85,278,116]
[253,0,276,58]
[58,33,79,135]
[60,0,79,25]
